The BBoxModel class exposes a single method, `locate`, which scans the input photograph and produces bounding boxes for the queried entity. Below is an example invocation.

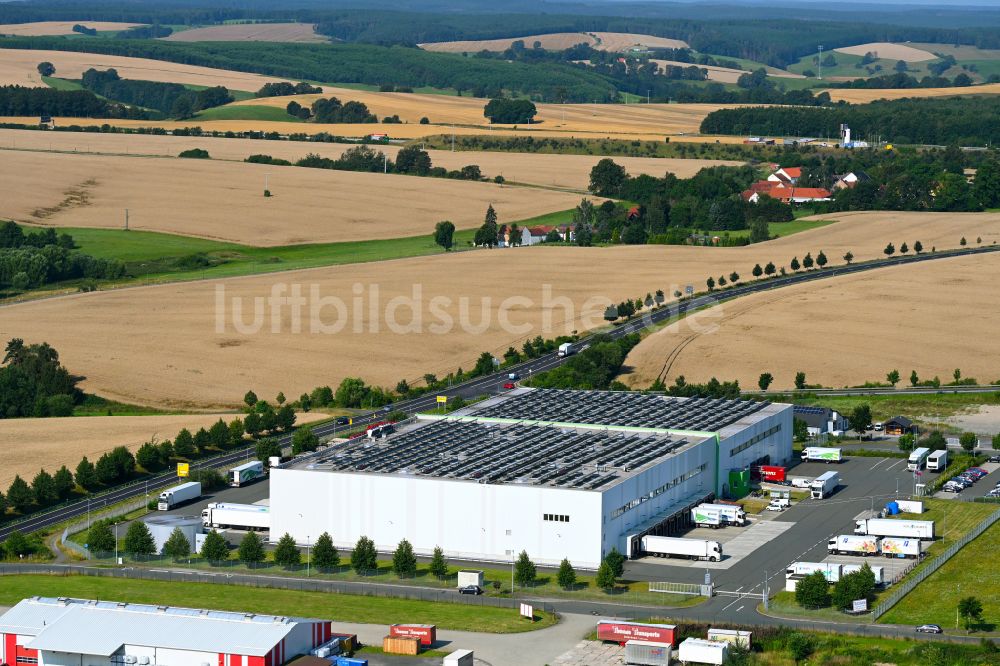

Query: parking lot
[933,461,1000,500]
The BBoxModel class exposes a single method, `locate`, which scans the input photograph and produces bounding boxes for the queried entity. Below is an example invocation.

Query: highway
[2,243,998,544]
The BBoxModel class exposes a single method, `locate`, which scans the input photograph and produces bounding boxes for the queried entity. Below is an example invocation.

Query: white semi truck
[880,537,922,558]
[842,564,885,585]
[786,561,842,582]
[801,447,843,463]
[696,503,747,526]
[228,460,265,487]
[855,518,934,539]
[157,481,201,511]
[811,471,840,499]
[641,535,722,562]
[201,502,270,531]
[691,507,724,528]
[828,534,881,556]
[557,342,574,357]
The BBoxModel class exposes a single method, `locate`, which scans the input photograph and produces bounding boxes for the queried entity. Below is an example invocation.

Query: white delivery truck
[697,503,747,526]
[201,502,270,531]
[457,570,485,589]
[802,447,843,463]
[786,561,842,582]
[691,507,724,529]
[855,518,934,539]
[828,534,881,556]
[907,447,931,471]
[927,449,948,472]
[678,638,728,666]
[157,481,201,511]
[811,471,840,499]
[228,460,265,487]
[842,564,885,585]
[557,342,574,357]
[789,476,813,489]
[880,537,922,558]
[895,499,924,514]
[642,535,722,562]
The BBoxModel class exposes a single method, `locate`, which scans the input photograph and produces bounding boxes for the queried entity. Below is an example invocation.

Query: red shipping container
[389,624,437,646]
[597,621,676,646]
[760,466,786,483]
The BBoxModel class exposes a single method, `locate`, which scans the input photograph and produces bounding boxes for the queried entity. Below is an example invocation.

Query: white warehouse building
[0,597,335,666]
[271,389,792,569]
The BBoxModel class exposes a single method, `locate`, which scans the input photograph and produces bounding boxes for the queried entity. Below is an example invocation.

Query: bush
[179,148,210,159]
[795,571,831,609]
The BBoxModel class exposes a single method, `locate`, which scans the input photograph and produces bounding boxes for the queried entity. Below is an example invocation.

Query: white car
[766,499,790,511]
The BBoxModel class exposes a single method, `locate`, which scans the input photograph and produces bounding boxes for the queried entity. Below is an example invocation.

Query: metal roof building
[270,388,793,568]
[0,597,334,666]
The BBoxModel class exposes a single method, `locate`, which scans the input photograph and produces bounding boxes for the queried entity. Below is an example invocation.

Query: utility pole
[818,45,824,80]
[124,209,129,231]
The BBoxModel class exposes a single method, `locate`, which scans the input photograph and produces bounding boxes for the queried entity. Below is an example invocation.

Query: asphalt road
[3,244,998,545]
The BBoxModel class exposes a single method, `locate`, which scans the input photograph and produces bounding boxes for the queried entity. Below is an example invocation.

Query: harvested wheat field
[163,22,326,43]
[0,21,141,36]
[4,211,998,409]
[0,150,581,245]
[0,129,740,190]
[0,47,309,91]
[0,412,327,489]
[420,31,687,53]
[651,60,745,84]
[619,251,1000,391]
[825,83,1000,103]
[834,42,936,62]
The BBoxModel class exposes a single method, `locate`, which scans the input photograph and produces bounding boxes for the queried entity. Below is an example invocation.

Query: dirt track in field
[834,42,936,62]
[619,251,1000,391]
[3,211,998,409]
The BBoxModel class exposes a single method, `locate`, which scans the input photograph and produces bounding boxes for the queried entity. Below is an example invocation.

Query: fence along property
[872,508,1000,619]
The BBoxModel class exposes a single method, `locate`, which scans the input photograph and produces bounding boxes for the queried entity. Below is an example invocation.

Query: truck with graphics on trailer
[696,503,747,526]
[828,534,881,556]
[228,460,264,487]
[597,620,676,646]
[690,507,723,528]
[802,447,842,463]
[880,537,922,558]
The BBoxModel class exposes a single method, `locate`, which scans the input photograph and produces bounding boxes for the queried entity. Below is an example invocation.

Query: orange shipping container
[383,635,420,655]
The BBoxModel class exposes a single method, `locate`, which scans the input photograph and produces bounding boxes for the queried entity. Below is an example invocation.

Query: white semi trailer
[880,537,922,558]
[641,535,722,562]
[691,507,724,529]
[828,534,881,556]
[786,562,842,582]
[228,460,265,487]
[157,481,201,511]
[855,519,934,539]
[842,564,885,585]
[801,447,842,463]
[201,502,270,531]
[811,471,840,499]
[696,503,747,526]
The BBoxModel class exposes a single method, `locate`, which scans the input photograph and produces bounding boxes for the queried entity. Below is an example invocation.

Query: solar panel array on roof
[793,406,828,415]
[473,389,768,432]
[303,418,693,490]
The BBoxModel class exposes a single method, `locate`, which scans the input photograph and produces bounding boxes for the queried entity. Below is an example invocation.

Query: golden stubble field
[833,42,936,62]
[824,83,1000,103]
[0,412,328,490]
[0,21,141,36]
[619,251,1000,391]
[0,47,306,90]
[0,149,583,245]
[420,31,688,53]
[163,23,326,43]
[3,211,998,409]
[0,129,741,191]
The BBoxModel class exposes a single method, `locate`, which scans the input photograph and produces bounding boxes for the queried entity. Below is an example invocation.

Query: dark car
[458,585,483,595]
[988,455,1000,463]
[916,624,943,634]
[335,416,350,425]
[966,468,988,478]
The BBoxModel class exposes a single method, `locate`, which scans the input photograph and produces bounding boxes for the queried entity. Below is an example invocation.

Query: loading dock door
[624,491,714,558]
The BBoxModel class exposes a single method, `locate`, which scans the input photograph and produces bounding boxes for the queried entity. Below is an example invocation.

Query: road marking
[870,459,888,471]
[721,596,743,611]
[736,605,745,612]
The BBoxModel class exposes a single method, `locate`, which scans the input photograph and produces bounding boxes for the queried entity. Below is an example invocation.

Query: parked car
[507,372,520,381]
[459,585,483,595]
[766,498,790,511]
[916,624,943,634]
[985,489,1000,498]
[966,468,988,478]
[988,455,1000,463]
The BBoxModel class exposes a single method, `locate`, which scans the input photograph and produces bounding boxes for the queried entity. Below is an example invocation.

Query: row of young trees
[251,145,483,182]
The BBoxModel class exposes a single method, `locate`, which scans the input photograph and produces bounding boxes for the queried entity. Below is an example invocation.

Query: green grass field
[42,76,85,91]
[0,575,554,633]
[725,217,834,240]
[194,105,304,122]
[881,519,1000,631]
[791,391,1000,421]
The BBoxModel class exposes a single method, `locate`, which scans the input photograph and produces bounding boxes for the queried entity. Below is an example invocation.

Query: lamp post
[114,521,119,564]
[307,534,311,577]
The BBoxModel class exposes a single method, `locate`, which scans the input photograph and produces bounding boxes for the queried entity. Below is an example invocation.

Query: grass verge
[790,391,1000,421]
[0,575,555,633]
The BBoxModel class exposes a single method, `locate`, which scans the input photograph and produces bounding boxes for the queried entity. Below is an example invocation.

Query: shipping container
[597,620,676,646]
[382,635,419,655]
[457,570,484,588]
[678,638,728,665]
[707,629,752,649]
[625,640,671,665]
[389,624,436,646]
[759,465,786,483]
[444,650,474,666]
[330,633,357,653]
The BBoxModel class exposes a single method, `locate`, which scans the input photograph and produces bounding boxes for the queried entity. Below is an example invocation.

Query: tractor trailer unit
[157,481,201,511]
[855,519,934,539]
[811,471,840,499]
[786,562,842,582]
[641,535,722,561]
[696,503,747,526]
[829,534,881,556]
[228,460,265,487]
[691,507,724,528]
[801,447,842,463]
[201,502,270,531]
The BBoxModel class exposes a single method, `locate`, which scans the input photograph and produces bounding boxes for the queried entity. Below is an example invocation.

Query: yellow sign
[177,462,189,478]
[436,395,448,403]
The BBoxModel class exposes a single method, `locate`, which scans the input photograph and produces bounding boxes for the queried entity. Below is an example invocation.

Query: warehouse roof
[472,388,770,432]
[292,417,708,491]
[0,597,310,657]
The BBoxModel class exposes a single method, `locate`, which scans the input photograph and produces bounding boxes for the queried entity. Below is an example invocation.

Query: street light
[307,535,311,577]
[114,521,119,564]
